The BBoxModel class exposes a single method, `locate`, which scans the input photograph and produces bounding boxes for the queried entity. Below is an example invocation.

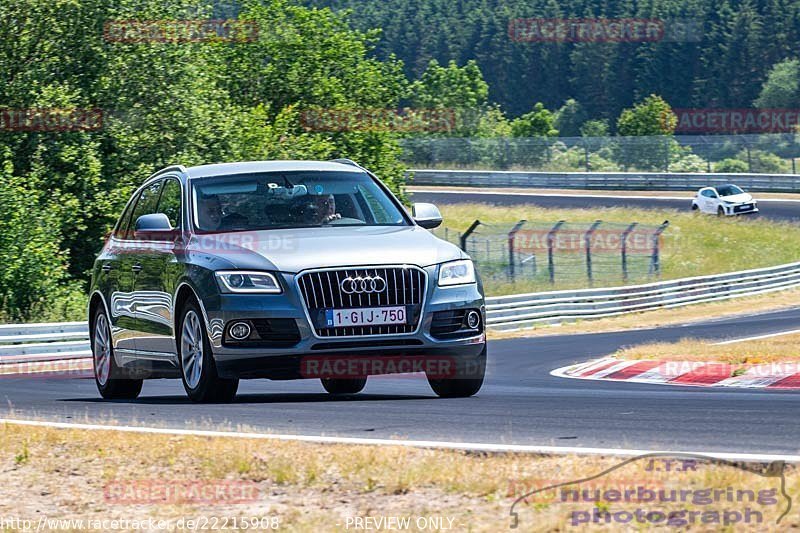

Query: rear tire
[427,346,486,398]
[92,308,143,400]
[179,299,239,403]
[691,203,699,211]
[321,377,367,394]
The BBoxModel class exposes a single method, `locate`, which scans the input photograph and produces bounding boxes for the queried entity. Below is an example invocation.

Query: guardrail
[3,261,800,363]
[485,261,800,331]
[408,169,800,192]
[0,322,90,364]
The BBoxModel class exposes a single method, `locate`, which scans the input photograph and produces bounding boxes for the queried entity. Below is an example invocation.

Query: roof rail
[329,158,361,168]
[155,164,189,176]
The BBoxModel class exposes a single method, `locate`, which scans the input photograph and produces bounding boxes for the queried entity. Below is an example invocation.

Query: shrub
[714,158,750,173]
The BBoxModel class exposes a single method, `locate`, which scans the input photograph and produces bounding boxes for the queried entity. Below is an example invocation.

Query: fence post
[649,220,670,277]
[547,220,566,284]
[583,139,590,171]
[507,220,527,282]
[621,222,638,282]
[585,220,603,286]
[460,220,481,252]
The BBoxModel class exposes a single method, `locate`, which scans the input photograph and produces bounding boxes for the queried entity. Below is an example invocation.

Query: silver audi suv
[88,159,486,402]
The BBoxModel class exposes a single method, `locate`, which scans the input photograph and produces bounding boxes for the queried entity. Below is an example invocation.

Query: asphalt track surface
[409,189,800,223]
[2,307,800,455]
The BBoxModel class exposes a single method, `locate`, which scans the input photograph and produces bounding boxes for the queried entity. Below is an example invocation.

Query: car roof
[184,160,361,179]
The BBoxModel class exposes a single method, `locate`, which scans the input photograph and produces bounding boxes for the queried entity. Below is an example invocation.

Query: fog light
[229,321,252,340]
[466,310,481,329]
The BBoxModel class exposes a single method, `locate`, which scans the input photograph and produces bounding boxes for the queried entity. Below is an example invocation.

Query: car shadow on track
[61,392,435,405]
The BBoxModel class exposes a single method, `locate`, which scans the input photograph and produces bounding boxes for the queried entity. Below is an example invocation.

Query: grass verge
[438,203,800,297]
[1,423,798,531]
[616,333,800,365]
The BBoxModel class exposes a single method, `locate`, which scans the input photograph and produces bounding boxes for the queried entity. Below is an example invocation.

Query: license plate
[325,306,406,328]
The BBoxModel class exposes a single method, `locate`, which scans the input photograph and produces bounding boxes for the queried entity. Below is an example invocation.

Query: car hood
[187,225,466,273]
[721,193,753,203]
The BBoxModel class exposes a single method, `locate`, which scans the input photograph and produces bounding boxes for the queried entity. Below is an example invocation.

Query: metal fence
[0,322,90,373]
[408,169,800,192]
[434,220,668,286]
[400,134,800,173]
[486,261,800,330]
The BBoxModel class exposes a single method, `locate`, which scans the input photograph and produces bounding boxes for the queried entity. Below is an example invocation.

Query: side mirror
[134,213,175,240]
[412,202,443,229]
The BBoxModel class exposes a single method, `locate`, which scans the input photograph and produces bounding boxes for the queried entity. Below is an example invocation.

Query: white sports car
[691,184,759,216]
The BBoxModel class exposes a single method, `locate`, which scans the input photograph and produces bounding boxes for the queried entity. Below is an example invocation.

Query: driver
[197,194,248,230]
[197,194,223,230]
[290,194,341,225]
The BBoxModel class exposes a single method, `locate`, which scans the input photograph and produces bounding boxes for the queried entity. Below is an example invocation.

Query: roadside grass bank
[438,203,800,297]
[1,423,798,531]
[617,333,800,365]
[487,287,800,339]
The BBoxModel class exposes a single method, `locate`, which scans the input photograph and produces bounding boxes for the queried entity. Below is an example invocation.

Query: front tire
[92,308,143,400]
[179,300,239,403]
[427,346,486,398]
[717,206,725,217]
[321,377,367,394]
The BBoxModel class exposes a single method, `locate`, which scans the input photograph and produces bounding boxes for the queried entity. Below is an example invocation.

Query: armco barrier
[486,261,800,330]
[0,322,90,365]
[3,261,800,364]
[408,169,800,192]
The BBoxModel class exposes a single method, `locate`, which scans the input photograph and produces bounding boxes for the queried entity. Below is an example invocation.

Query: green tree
[617,95,676,136]
[754,59,800,108]
[554,99,587,137]
[510,103,558,137]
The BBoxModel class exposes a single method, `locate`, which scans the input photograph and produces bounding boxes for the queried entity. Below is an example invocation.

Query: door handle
[131,263,143,273]
[102,263,113,272]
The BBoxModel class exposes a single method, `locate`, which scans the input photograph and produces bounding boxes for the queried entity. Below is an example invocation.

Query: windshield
[192,171,407,232]
[716,185,745,197]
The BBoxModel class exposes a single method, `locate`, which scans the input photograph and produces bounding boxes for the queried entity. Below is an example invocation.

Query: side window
[130,180,164,232]
[356,184,393,224]
[702,189,715,198]
[157,179,182,229]
[114,198,137,239]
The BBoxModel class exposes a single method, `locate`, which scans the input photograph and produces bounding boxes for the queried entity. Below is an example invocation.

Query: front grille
[297,266,426,337]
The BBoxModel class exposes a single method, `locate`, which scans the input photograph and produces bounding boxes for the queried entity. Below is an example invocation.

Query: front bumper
[723,203,759,215]
[201,266,486,378]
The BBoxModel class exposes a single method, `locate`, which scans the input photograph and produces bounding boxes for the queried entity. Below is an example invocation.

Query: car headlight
[438,260,476,287]
[215,271,282,293]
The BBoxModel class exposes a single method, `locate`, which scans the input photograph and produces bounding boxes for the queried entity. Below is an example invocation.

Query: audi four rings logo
[341,275,387,294]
